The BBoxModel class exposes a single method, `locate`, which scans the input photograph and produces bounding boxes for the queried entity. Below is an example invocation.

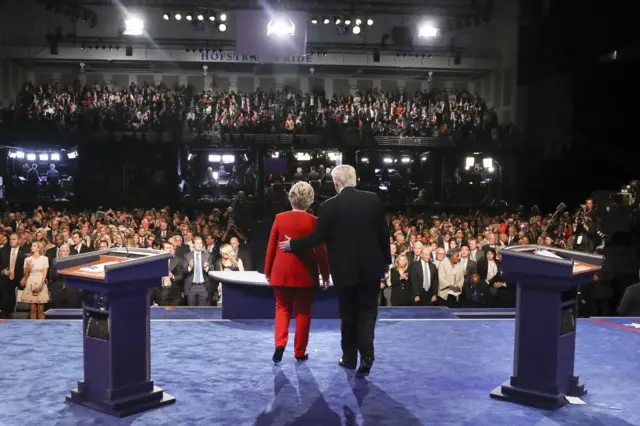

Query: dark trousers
[187,283,209,306]
[0,280,17,318]
[337,282,379,363]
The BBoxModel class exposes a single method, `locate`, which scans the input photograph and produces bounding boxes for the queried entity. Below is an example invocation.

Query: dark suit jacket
[408,259,438,299]
[290,187,391,287]
[0,246,25,287]
[165,256,186,299]
[618,282,640,316]
[71,244,91,255]
[184,250,212,295]
[460,258,478,277]
[236,247,252,271]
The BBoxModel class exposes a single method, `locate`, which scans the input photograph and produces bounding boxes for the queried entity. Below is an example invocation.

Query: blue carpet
[45,306,460,320]
[0,318,638,425]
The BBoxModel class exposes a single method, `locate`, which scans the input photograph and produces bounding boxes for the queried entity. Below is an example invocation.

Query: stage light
[323,17,330,24]
[401,157,411,163]
[39,153,49,161]
[208,154,222,162]
[295,152,311,161]
[344,19,351,25]
[186,13,192,21]
[197,14,204,21]
[418,22,439,38]
[222,154,235,164]
[465,156,475,169]
[208,14,215,21]
[175,13,182,20]
[361,157,369,163]
[355,18,362,25]
[220,13,227,21]
[487,167,495,173]
[334,17,341,25]
[483,158,493,168]
[213,172,219,180]
[328,152,342,161]
[123,17,144,35]
[383,158,393,164]
[27,153,36,161]
[352,25,361,34]
[421,156,427,161]
[16,151,25,159]
[219,23,227,31]
[311,17,318,24]
[163,13,169,20]
[8,151,17,159]
[272,151,279,158]
[367,18,374,26]
[51,153,60,161]
[267,16,295,37]
[67,151,78,159]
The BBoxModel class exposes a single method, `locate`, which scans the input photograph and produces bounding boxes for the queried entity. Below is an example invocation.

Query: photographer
[572,198,598,253]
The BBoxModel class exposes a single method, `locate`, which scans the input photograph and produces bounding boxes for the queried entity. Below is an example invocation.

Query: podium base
[490,378,586,410]
[67,385,176,418]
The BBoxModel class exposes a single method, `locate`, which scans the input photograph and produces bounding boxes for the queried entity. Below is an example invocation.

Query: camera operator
[572,198,598,253]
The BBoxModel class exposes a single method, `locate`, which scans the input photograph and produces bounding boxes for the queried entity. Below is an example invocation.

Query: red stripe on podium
[589,318,640,333]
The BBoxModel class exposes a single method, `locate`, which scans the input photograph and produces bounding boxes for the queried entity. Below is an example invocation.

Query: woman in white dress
[19,241,50,319]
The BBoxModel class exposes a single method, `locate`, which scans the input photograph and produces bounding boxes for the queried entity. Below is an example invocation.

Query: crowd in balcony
[0,80,511,140]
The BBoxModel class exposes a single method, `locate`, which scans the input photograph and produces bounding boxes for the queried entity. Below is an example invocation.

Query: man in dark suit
[458,245,478,280]
[152,241,186,306]
[154,221,171,242]
[71,231,91,255]
[172,233,190,259]
[230,237,252,271]
[46,234,65,279]
[280,165,391,376]
[184,236,212,306]
[409,249,438,306]
[307,166,321,182]
[0,233,25,318]
[618,277,640,316]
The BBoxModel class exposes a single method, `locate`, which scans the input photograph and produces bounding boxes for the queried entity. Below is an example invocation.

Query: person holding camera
[573,198,598,252]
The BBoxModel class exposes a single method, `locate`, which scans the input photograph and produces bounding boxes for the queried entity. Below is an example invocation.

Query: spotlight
[352,25,361,34]
[323,17,330,24]
[367,18,374,26]
[123,17,144,35]
[208,154,221,162]
[311,17,318,24]
[222,155,235,164]
[51,153,60,161]
[220,13,227,21]
[8,151,17,159]
[67,151,78,159]
[163,13,169,20]
[483,158,494,169]
[418,22,439,38]
[267,15,296,37]
[27,153,36,161]
[197,14,204,21]
[39,153,49,161]
[344,19,351,25]
[361,157,369,163]
[428,53,433,58]
[334,17,341,24]
[80,45,85,50]
[355,18,362,25]
[383,157,393,164]
[208,14,215,21]
[401,157,411,163]
[218,23,227,31]
[186,13,192,21]
[175,13,182,20]
[16,151,25,159]
[465,156,475,169]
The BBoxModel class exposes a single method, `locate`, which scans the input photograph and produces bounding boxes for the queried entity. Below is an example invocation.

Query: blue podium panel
[210,271,340,320]
[489,245,602,409]
[56,248,176,417]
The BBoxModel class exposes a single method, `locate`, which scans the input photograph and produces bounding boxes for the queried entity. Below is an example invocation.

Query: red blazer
[264,211,330,287]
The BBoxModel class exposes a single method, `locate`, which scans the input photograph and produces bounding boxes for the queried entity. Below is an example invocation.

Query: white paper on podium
[534,249,563,260]
[79,261,119,273]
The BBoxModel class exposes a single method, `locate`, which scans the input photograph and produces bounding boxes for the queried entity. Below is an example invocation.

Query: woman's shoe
[295,354,309,361]
[272,346,285,363]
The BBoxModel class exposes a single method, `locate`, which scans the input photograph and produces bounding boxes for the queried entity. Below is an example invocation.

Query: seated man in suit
[409,249,438,306]
[462,273,490,308]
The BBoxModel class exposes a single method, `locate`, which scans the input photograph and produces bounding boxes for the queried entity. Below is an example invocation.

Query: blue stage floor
[1,313,639,425]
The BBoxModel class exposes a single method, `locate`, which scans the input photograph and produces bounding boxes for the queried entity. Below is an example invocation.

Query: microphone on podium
[538,202,566,252]
[96,210,130,257]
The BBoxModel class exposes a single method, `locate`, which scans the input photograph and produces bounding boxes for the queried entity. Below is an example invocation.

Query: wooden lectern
[489,244,602,409]
[55,248,176,417]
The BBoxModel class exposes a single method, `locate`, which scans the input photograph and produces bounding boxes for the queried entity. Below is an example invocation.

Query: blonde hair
[31,241,45,255]
[331,164,357,189]
[219,244,238,266]
[395,254,409,271]
[288,181,315,211]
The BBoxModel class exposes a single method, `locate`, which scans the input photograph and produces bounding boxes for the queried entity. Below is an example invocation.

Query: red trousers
[273,286,315,357]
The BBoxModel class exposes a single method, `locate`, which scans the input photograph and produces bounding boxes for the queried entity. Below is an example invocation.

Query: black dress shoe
[338,358,357,369]
[272,346,285,363]
[295,354,309,361]
[356,358,373,377]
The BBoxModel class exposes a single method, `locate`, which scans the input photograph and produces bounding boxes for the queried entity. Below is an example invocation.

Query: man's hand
[493,282,505,288]
[169,272,174,280]
[204,261,209,269]
[414,296,420,303]
[431,295,437,303]
[322,280,329,290]
[1,268,8,276]
[188,259,194,268]
[278,235,292,252]
[380,282,386,289]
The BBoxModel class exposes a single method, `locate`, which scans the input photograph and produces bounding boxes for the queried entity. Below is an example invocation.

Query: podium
[55,248,176,417]
[489,244,602,409]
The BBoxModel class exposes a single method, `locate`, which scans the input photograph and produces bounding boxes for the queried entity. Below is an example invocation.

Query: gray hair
[331,165,357,189]
[288,181,315,211]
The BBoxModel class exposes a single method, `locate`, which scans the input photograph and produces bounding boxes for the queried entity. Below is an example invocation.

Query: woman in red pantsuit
[265,181,330,363]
